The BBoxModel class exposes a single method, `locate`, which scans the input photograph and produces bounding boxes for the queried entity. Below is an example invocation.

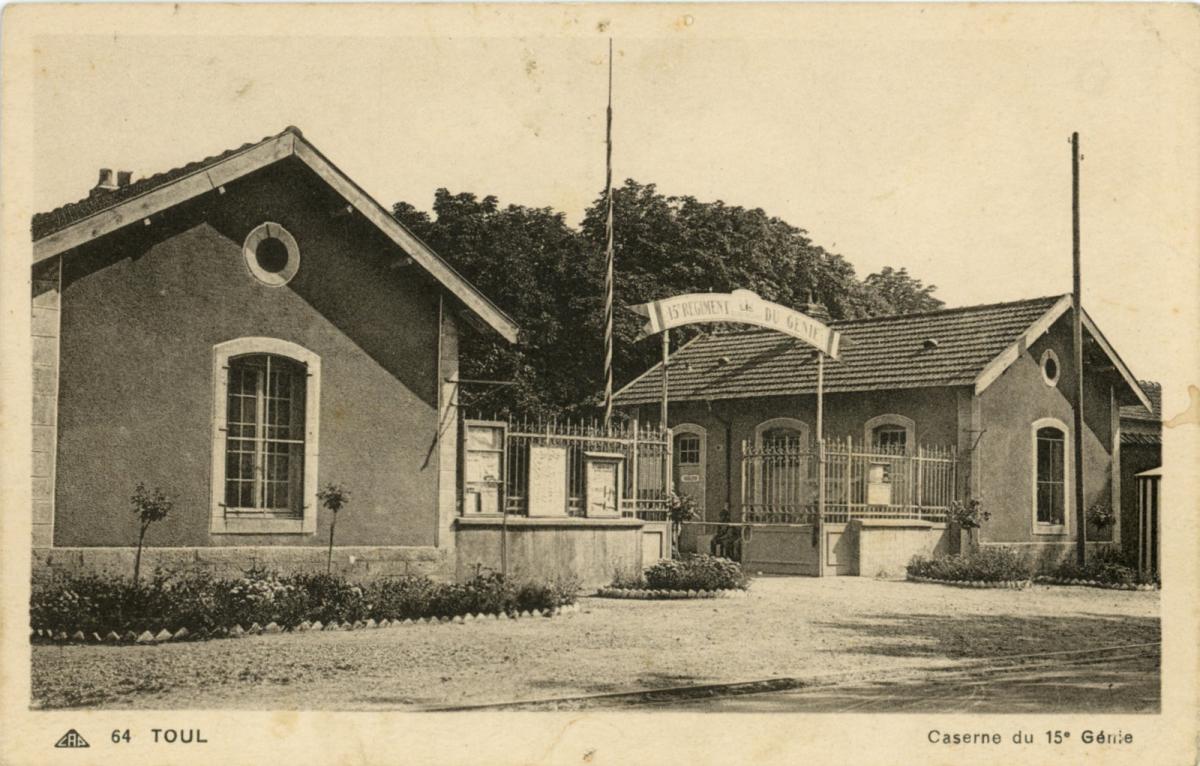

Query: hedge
[30,568,578,640]
[906,548,1031,584]
[610,554,749,593]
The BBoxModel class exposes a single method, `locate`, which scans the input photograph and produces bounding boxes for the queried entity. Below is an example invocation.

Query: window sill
[1032,524,1068,536]
[212,517,310,535]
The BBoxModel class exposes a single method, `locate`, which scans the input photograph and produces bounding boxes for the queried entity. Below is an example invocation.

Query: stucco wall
[52,166,450,549]
[851,520,951,578]
[454,518,644,588]
[976,319,1117,545]
[32,258,62,547]
[627,386,963,522]
[33,545,451,582]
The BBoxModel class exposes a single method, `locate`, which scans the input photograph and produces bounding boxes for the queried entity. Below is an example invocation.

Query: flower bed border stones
[28,603,583,646]
[595,587,748,600]
[1033,575,1158,591]
[906,574,1031,590]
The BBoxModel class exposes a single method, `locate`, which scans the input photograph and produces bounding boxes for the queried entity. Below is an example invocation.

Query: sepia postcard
[1,3,1197,765]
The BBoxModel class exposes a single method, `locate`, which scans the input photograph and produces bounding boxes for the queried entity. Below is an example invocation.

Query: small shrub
[644,554,748,591]
[30,567,578,639]
[610,566,647,590]
[1086,502,1116,531]
[1041,545,1154,586]
[907,547,1032,583]
[948,498,989,529]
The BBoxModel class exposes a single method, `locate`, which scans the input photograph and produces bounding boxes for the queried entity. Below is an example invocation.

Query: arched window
[864,414,915,454]
[754,417,810,450]
[753,418,809,517]
[211,338,320,534]
[1031,417,1070,534]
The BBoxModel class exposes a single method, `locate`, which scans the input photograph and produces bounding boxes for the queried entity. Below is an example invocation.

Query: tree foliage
[863,266,944,315]
[393,181,944,418]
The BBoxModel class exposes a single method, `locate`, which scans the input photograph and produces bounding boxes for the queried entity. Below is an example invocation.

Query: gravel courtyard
[30,577,1160,710]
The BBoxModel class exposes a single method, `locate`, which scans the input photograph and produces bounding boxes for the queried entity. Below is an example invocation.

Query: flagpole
[1072,132,1086,566]
[602,38,615,427]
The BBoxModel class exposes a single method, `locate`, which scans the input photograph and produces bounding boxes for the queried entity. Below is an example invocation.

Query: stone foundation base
[32,546,452,582]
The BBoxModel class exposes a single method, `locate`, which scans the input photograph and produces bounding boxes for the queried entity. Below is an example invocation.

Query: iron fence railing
[494,418,671,520]
[740,437,958,524]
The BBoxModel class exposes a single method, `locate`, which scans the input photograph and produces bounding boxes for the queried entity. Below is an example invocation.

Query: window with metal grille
[676,434,701,465]
[873,425,908,451]
[1036,426,1065,525]
[224,354,307,517]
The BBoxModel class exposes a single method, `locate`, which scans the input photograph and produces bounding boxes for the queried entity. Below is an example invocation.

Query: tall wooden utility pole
[1072,132,1086,566]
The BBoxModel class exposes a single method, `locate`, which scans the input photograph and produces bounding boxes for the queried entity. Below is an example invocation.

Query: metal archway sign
[628,289,842,359]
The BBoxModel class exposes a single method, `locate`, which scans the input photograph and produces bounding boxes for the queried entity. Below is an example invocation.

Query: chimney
[116,170,133,187]
[91,168,118,197]
[802,290,831,323]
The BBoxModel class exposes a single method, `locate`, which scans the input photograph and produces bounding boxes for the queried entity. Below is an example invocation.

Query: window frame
[210,337,320,535]
[1040,348,1061,387]
[863,413,915,454]
[1030,417,1071,536]
[753,417,810,450]
[243,222,301,287]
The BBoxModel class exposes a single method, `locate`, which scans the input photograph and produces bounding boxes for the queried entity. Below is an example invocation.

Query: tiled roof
[1121,431,1161,446]
[614,295,1065,405]
[32,127,300,241]
[1119,380,1162,422]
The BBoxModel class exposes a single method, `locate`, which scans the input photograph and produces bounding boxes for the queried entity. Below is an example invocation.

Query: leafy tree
[863,266,944,314]
[394,192,596,418]
[130,482,172,586]
[392,181,943,418]
[318,483,351,574]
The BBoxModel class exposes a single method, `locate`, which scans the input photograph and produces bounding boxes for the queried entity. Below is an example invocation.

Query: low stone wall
[742,524,821,576]
[32,546,451,582]
[849,519,951,578]
[454,517,644,588]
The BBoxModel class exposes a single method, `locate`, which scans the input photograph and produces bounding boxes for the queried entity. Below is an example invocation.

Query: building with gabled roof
[614,295,1152,575]
[1118,380,1162,563]
[30,127,521,578]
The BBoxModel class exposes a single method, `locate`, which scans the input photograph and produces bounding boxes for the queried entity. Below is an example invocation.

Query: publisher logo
[54,729,89,748]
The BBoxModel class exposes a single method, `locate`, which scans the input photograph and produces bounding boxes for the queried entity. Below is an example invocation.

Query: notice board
[527,444,569,517]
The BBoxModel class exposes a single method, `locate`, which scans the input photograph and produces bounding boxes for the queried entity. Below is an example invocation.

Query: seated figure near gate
[710,510,742,561]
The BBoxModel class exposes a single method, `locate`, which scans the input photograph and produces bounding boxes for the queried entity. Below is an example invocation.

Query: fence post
[816,438,826,577]
[916,447,924,515]
[630,418,639,517]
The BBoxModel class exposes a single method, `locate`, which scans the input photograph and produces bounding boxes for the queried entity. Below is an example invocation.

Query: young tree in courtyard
[318,483,351,574]
[130,482,172,586]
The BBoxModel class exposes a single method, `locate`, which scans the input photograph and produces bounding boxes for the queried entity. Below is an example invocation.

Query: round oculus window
[1040,349,1060,386]
[243,223,300,286]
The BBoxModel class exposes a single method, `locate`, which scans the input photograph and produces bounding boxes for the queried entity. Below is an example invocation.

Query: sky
[23,4,1200,398]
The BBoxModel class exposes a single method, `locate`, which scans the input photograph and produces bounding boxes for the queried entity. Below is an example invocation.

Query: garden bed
[30,569,578,644]
[30,603,581,645]
[609,554,750,596]
[906,574,1031,590]
[595,587,747,600]
[1034,575,1157,591]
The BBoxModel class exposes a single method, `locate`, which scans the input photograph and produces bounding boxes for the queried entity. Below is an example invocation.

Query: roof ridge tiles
[32,127,300,240]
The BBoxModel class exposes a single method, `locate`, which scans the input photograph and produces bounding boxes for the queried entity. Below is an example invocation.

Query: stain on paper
[1164,384,1200,428]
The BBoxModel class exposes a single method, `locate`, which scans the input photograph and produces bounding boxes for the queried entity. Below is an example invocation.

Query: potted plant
[667,491,699,558]
[1087,502,1116,539]
[948,497,989,552]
